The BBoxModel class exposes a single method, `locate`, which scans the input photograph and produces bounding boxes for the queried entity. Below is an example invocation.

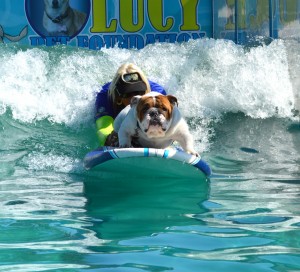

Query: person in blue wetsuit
[95,63,167,146]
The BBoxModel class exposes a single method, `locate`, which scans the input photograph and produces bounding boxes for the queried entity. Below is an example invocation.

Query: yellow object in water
[96,116,114,146]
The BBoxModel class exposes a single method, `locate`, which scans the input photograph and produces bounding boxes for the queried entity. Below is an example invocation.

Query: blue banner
[0,0,299,49]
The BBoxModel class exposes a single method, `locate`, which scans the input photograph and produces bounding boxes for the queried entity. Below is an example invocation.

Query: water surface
[0,39,300,271]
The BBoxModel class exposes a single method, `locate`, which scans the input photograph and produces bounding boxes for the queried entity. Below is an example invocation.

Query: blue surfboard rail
[84,147,212,177]
[1,0,299,49]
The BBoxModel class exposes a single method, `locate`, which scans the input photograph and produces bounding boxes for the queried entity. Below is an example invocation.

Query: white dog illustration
[43,0,87,36]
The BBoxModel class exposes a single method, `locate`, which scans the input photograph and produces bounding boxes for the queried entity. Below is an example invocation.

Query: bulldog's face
[132,94,178,138]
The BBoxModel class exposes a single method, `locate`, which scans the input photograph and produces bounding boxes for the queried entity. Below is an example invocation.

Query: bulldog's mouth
[144,119,166,133]
[150,119,161,126]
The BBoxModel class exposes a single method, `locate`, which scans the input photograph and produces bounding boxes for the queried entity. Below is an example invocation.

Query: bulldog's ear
[130,95,142,106]
[167,95,178,107]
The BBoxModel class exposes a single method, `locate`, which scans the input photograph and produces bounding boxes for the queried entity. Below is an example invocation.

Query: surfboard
[84,147,211,179]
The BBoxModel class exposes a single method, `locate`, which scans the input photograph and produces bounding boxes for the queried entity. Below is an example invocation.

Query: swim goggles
[122,72,142,83]
[115,72,147,98]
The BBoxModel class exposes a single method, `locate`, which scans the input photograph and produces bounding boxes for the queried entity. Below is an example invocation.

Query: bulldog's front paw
[119,144,132,148]
[118,137,132,148]
[187,150,200,157]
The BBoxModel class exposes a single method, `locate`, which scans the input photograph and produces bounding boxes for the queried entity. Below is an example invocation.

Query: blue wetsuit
[95,80,167,119]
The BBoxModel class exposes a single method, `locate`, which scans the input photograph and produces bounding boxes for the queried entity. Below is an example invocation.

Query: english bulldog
[114,93,199,156]
[43,0,87,37]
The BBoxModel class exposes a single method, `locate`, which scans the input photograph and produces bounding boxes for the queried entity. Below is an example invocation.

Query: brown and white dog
[43,0,87,36]
[114,92,199,156]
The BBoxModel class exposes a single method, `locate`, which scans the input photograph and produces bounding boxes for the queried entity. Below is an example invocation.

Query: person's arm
[148,80,167,95]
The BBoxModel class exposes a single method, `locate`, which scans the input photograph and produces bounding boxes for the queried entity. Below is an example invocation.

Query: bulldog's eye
[162,107,168,112]
[142,106,149,113]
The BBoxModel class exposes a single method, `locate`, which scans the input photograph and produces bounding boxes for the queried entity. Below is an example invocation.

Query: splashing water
[0,39,298,153]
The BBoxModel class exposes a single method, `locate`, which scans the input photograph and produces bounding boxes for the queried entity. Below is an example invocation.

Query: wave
[0,39,299,155]
[1,39,299,124]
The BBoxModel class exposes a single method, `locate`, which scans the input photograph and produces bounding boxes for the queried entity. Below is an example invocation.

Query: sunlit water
[0,39,300,271]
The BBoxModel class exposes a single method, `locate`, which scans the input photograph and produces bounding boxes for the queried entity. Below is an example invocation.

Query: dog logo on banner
[0,25,28,43]
[25,0,90,38]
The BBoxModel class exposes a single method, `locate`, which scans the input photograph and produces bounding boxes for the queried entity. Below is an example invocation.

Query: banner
[0,0,299,49]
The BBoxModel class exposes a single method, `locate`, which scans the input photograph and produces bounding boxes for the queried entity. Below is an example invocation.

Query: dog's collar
[136,121,140,130]
[46,7,71,24]
[134,121,141,136]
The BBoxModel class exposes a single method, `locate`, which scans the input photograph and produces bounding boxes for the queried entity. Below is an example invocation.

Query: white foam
[143,39,295,119]
[24,151,83,173]
[0,39,298,152]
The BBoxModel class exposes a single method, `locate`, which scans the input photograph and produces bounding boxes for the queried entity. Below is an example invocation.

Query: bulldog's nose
[149,110,158,118]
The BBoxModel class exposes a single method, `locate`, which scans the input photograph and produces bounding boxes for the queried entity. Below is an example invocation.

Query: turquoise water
[1,39,300,271]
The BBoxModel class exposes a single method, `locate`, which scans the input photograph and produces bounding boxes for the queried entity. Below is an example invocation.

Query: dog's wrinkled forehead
[136,95,177,121]
[138,95,177,107]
